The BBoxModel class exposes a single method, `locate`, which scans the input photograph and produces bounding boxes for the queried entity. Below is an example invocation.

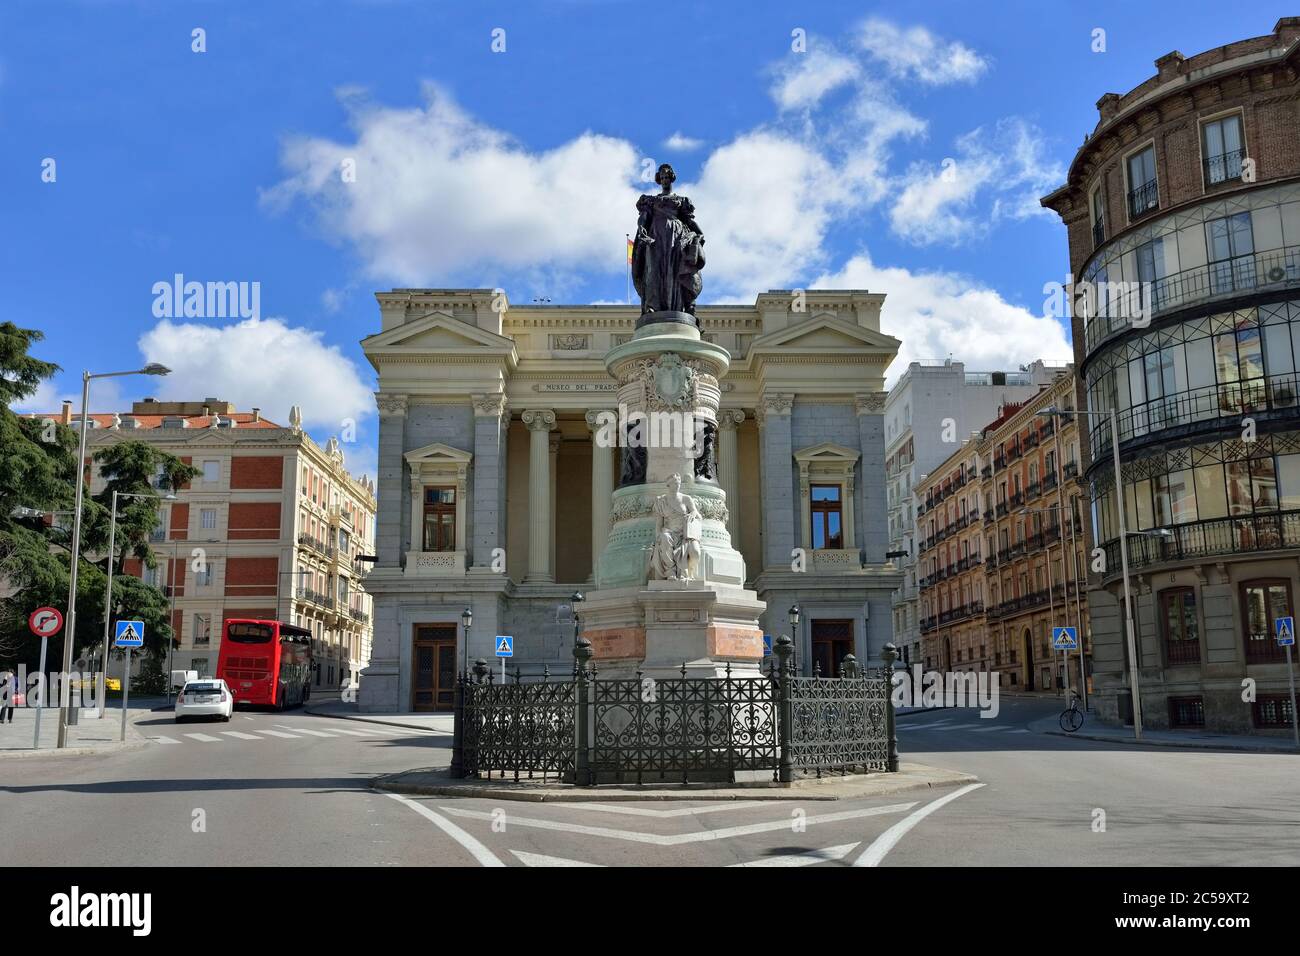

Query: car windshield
[185,682,221,693]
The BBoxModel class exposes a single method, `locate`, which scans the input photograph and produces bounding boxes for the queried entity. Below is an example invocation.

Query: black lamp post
[788,604,800,675]
[460,606,473,677]
[571,591,584,646]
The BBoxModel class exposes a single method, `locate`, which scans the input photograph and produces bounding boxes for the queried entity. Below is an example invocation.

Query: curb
[0,738,150,760]
[373,764,979,802]
[1039,725,1300,754]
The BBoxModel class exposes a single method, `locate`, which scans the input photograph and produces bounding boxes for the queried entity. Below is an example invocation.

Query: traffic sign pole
[33,634,48,749]
[120,646,132,742]
[1286,642,1298,751]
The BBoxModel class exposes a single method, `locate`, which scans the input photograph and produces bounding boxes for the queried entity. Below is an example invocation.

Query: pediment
[794,441,861,465]
[363,312,516,353]
[750,314,901,354]
[404,442,473,466]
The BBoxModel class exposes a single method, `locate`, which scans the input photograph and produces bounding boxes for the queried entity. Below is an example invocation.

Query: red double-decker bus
[217,619,313,709]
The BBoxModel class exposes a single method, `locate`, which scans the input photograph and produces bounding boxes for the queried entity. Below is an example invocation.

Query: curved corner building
[1042,18,1300,735]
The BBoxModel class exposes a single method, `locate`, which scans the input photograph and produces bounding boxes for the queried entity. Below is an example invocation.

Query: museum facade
[357,288,902,712]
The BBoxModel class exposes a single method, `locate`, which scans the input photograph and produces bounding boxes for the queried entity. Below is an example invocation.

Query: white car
[175,679,234,723]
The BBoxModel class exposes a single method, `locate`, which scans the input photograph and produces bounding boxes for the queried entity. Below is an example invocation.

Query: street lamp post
[57,363,170,749]
[788,604,800,675]
[460,606,473,678]
[1039,405,1143,740]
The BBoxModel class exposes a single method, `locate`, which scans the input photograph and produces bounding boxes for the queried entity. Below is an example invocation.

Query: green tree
[0,324,194,668]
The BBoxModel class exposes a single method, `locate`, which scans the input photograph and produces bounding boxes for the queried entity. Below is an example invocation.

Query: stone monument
[579,166,766,678]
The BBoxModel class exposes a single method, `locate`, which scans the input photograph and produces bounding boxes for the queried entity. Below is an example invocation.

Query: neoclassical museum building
[357,288,902,712]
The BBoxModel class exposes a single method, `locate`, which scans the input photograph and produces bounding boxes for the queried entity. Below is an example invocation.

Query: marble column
[549,435,560,578]
[757,393,794,570]
[521,409,556,583]
[585,409,615,581]
[717,409,745,540]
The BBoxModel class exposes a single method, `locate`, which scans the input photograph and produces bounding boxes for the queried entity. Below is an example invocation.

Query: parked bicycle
[1059,690,1084,733]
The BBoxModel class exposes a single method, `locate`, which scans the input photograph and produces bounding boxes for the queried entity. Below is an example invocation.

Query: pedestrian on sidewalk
[0,667,16,723]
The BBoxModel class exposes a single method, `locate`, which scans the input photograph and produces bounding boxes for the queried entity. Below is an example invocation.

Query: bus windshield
[226,622,274,644]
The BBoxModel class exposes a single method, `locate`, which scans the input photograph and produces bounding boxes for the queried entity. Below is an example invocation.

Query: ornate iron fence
[451,638,900,787]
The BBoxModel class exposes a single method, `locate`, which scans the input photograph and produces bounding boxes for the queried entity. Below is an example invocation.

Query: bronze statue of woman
[632,163,705,325]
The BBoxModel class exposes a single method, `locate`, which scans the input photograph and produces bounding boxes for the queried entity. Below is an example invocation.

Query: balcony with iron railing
[1093,217,1105,249]
[1099,510,1300,581]
[994,456,1007,471]
[1127,178,1159,220]
[1042,471,1059,493]
[1082,244,1300,358]
[1203,148,1245,188]
[1063,460,1079,481]
[1089,371,1300,463]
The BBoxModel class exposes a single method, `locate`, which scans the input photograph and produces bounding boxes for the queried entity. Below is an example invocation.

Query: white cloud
[12,376,124,416]
[262,83,641,286]
[857,18,989,86]
[814,253,1073,385]
[889,119,1064,245]
[663,132,704,152]
[769,49,860,111]
[137,318,374,431]
[321,288,345,314]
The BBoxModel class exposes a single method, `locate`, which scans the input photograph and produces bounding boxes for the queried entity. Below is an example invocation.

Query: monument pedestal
[580,582,766,678]
[582,312,766,677]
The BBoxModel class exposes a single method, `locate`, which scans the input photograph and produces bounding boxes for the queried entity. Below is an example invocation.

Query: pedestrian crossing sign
[495,635,514,657]
[1052,626,1078,650]
[1277,617,1295,646]
[114,620,145,647]
[763,635,773,656]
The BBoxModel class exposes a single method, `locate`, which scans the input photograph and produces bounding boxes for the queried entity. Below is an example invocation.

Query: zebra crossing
[145,721,437,747]
[900,717,1032,735]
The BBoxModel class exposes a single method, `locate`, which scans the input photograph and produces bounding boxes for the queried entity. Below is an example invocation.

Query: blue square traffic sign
[494,635,514,657]
[1276,616,1295,646]
[763,635,773,656]
[114,620,145,648]
[1052,626,1078,650]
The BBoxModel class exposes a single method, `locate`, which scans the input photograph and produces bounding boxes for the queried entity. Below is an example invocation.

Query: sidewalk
[1031,714,1300,753]
[304,697,453,735]
[0,700,157,758]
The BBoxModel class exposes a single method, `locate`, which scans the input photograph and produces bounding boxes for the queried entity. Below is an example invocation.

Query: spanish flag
[626,236,634,264]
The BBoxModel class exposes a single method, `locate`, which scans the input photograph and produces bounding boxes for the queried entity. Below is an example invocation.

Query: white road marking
[241,716,254,721]
[1011,729,1031,734]
[853,783,986,867]
[383,792,504,867]
[220,731,263,740]
[149,736,180,744]
[567,801,770,818]
[511,850,602,867]
[321,726,392,737]
[730,843,860,867]
[255,729,301,739]
[969,725,1009,733]
[275,725,337,737]
[437,802,916,847]
[319,727,373,737]
[183,733,223,743]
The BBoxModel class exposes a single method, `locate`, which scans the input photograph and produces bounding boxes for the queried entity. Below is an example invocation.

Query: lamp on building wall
[460,606,473,677]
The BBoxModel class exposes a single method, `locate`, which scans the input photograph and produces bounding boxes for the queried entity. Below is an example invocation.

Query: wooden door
[810,619,854,677]
[412,624,457,711]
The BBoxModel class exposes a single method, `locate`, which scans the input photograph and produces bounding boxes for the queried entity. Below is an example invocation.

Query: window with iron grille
[1201,114,1244,186]
[1168,696,1205,728]
[1159,587,1200,665]
[1126,145,1158,219]
[1252,694,1295,728]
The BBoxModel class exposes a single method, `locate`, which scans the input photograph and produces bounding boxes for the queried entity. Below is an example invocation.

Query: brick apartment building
[33,398,377,692]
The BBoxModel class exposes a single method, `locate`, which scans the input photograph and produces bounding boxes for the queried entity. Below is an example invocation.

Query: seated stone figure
[649,473,702,581]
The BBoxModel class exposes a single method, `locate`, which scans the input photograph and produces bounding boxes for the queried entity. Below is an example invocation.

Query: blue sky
[4,0,1295,478]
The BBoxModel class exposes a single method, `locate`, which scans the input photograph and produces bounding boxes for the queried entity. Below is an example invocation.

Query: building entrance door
[412,624,457,712]
[811,619,854,677]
